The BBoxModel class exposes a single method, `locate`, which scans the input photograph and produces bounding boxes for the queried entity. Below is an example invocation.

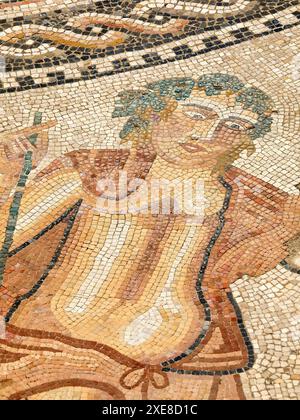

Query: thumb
[31,132,49,169]
[35,131,49,151]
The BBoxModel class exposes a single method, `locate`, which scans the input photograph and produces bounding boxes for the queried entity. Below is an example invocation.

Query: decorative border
[0,5,299,94]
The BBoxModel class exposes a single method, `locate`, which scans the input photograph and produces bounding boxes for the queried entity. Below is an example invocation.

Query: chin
[174,159,205,168]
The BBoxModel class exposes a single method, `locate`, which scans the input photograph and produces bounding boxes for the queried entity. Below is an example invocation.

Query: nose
[191,118,220,141]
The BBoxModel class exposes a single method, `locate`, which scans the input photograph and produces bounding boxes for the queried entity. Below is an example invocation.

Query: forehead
[180,88,259,122]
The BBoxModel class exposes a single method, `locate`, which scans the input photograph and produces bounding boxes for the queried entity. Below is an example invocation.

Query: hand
[0,120,56,175]
[0,121,56,202]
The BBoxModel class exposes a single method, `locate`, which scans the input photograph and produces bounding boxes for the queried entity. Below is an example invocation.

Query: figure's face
[150,88,259,169]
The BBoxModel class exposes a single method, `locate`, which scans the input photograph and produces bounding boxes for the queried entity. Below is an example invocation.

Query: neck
[147,156,228,217]
[148,155,221,184]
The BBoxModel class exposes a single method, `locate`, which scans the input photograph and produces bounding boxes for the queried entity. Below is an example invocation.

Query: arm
[210,227,290,288]
[1,164,83,251]
[0,119,83,248]
[0,121,56,206]
[207,194,300,287]
[210,194,300,285]
[0,125,83,315]
[0,163,83,316]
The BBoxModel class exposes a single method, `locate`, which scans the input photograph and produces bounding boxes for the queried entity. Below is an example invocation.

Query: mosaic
[0,0,299,401]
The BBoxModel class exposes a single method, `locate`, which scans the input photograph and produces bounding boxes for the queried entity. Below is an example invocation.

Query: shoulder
[36,148,131,197]
[225,166,288,214]
[66,148,130,170]
[37,149,130,176]
[225,166,288,196]
[226,166,300,233]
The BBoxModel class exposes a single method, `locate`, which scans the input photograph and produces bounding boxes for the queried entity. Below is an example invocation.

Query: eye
[223,120,250,131]
[184,111,207,121]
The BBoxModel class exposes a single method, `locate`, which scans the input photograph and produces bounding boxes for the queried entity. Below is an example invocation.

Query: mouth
[180,142,208,153]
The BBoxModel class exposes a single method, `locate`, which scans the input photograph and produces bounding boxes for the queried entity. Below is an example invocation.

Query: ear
[239,136,255,158]
[246,142,256,157]
[119,136,130,145]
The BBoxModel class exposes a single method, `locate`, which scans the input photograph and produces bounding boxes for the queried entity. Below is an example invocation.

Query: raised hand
[0,120,56,202]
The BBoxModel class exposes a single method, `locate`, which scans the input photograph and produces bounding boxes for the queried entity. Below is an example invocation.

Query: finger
[7,140,21,156]
[15,137,28,153]
[4,136,34,158]
[3,144,13,160]
[3,143,25,161]
[0,133,13,145]
[16,137,38,156]
[35,131,49,151]
[20,137,37,152]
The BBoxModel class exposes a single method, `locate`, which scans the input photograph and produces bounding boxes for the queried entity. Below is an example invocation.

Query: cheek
[216,127,243,144]
[152,114,195,145]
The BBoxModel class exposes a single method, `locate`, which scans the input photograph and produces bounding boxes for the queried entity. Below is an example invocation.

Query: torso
[10,196,219,363]
[5,160,295,364]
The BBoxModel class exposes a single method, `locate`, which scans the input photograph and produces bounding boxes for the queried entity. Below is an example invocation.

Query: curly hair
[112,74,274,141]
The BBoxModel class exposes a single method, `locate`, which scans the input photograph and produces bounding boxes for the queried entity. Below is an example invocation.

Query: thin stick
[0,120,56,142]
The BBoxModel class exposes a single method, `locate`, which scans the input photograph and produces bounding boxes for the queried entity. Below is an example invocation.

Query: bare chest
[58,206,215,311]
